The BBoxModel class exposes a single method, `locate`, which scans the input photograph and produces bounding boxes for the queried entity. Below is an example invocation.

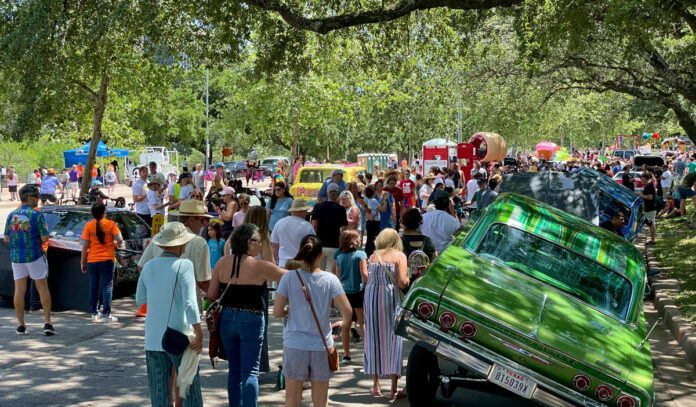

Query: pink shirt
[232,210,246,228]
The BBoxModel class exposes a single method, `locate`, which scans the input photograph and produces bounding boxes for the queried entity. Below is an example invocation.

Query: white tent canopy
[422,138,457,147]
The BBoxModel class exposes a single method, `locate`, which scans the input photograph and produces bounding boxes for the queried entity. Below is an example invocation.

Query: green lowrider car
[395,193,653,407]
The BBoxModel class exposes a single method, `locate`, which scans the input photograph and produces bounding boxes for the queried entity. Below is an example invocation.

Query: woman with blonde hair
[338,190,360,230]
[363,228,409,399]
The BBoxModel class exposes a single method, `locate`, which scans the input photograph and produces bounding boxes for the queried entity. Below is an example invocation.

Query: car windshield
[112,213,150,240]
[474,223,632,320]
[262,159,278,165]
[299,169,333,183]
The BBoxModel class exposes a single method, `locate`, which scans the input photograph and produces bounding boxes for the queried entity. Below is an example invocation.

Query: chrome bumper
[395,308,606,407]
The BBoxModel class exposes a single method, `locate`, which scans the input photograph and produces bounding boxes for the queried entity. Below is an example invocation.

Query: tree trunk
[670,104,696,143]
[79,73,109,198]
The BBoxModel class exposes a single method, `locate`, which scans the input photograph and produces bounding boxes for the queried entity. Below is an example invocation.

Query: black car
[224,161,247,180]
[0,206,150,311]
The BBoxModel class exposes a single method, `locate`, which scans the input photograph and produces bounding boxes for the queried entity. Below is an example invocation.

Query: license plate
[488,364,536,399]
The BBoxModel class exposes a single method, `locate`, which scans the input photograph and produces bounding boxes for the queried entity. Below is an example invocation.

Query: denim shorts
[282,347,334,382]
[678,186,695,199]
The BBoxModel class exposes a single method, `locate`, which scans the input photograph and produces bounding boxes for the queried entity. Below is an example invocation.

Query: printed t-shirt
[4,206,48,264]
[277,269,344,351]
[81,219,122,263]
[399,179,416,207]
[334,249,367,294]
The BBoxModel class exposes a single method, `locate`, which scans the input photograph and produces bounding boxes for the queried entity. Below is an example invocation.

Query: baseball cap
[149,161,157,166]
[332,169,344,176]
[222,187,236,196]
[327,183,340,193]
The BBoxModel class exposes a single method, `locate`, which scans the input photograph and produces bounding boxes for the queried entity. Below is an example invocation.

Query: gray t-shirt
[192,171,205,188]
[480,188,499,210]
[277,269,344,351]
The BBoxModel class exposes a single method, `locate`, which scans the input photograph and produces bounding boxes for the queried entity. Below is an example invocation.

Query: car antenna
[637,317,662,350]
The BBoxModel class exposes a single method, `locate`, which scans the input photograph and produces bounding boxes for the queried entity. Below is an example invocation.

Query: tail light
[617,395,636,407]
[460,321,477,338]
[572,374,591,391]
[596,385,613,401]
[439,312,456,328]
[417,302,434,318]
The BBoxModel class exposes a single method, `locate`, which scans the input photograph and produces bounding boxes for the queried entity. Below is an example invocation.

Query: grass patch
[654,217,696,326]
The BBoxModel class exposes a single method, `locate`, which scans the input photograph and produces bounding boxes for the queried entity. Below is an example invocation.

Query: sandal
[390,390,407,399]
[370,388,382,397]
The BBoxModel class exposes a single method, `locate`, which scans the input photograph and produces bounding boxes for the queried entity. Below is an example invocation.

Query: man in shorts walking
[4,184,55,335]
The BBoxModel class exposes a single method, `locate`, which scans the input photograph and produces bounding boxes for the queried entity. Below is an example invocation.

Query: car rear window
[299,169,332,183]
[112,213,150,240]
[43,211,91,239]
[475,223,632,320]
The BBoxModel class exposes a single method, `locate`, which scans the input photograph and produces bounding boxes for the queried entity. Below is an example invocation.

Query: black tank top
[219,253,265,312]
[219,283,265,311]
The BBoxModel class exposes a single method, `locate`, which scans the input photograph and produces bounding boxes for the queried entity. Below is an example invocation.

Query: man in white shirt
[421,190,462,254]
[271,199,316,268]
[661,164,673,195]
[192,163,205,192]
[465,173,481,209]
[132,166,151,226]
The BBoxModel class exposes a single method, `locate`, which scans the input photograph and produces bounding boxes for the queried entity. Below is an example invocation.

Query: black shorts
[8,185,17,192]
[40,193,57,203]
[346,290,364,309]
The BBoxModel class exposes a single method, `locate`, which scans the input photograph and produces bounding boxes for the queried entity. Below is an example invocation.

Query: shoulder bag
[161,262,190,355]
[205,278,233,368]
[295,270,339,372]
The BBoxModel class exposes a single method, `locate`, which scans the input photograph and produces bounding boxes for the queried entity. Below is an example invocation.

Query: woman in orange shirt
[81,203,123,322]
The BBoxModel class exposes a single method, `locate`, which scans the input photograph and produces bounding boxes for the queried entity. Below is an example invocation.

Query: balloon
[642,133,650,140]
[652,132,659,139]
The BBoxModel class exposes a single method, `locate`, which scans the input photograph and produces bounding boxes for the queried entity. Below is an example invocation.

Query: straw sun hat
[152,222,196,247]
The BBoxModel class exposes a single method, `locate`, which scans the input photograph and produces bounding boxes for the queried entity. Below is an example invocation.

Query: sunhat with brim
[289,199,311,212]
[454,188,463,196]
[147,178,163,186]
[222,187,235,196]
[424,174,436,180]
[47,168,56,175]
[152,222,196,247]
[178,199,212,218]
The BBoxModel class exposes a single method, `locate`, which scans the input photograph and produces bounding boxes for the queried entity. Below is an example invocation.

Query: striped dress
[363,258,403,377]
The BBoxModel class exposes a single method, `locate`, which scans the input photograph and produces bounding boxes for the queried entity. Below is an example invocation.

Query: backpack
[407,249,431,281]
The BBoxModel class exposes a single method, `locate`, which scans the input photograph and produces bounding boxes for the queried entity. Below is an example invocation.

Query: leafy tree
[0,1,193,195]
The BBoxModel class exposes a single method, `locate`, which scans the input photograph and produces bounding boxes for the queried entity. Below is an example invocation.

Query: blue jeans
[87,261,114,315]
[220,308,264,407]
[145,350,203,407]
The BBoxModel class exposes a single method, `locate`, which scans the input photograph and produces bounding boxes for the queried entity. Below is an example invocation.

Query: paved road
[1,292,695,406]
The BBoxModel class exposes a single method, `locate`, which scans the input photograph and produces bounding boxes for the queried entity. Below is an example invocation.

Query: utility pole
[457,96,462,144]
[206,69,210,168]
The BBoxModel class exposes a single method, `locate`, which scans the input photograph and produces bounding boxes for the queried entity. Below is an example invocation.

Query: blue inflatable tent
[63,141,129,168]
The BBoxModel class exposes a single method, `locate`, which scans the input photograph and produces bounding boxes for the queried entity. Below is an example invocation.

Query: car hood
[443,254,634,381]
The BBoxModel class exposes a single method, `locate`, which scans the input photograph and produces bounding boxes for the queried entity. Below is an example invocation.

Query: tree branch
[245,0,523,34]
[665,0,696,33]
[71,79,98,101]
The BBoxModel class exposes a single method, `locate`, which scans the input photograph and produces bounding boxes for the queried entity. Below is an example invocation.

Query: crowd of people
[5,145,696,407]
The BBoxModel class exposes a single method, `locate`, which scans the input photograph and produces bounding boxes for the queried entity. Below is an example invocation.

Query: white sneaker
[91,313,102,322]
[102,314,118,323]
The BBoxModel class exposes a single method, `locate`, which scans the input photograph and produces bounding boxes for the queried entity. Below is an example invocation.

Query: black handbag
[161,263,190,355]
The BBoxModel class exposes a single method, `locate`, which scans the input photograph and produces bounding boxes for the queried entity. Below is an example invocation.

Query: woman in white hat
[136,222,204,406]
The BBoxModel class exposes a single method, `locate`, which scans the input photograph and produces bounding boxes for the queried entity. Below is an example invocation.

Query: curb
[645,242,696,370]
